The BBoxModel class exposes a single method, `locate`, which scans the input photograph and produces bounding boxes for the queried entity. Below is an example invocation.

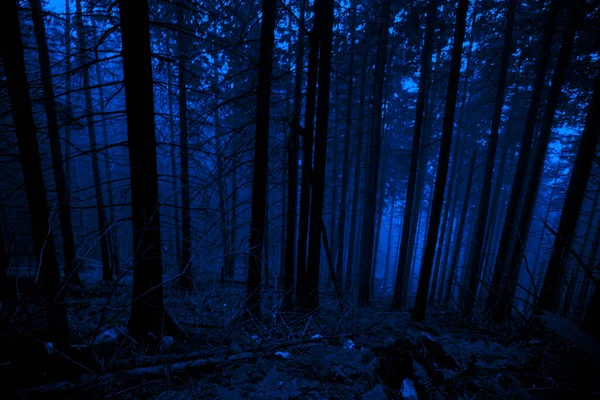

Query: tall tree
[0,0,71,346]
[443,147,477,306]
[486,0,564,320]
[296,23,319,308]
[75,0,112,281]
[119,0,170,337]
[537,74,600,313]
[392,0,437,309]
[284,0,306,310]
[334,0,358,290]
[177,4,193,289]
[246,0,277,315]
[412,0,469,322]
[29,0,80,285]
[463,0,517,313]
[489,0,580,322]
[358,0,391,305]
[306,0,336,310]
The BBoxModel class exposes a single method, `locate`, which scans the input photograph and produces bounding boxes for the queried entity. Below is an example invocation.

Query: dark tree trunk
[392,0,437,309]
[443,148,477,307]
[537,74,600,313]
[345,50,368,292]
[166,34,182,272]
[0,0,71,346]
[486,0,564,321]
[582,282,600,341]
[246,0,277,315]
[464,0,517,314]
[334,0,357,284]
[383,186,396,289]
[119,0,169,337]
[64,0,73,196]
[578,218,600,312]
[94,44,120,274]
[283,0,306,310]
[412,0,469,322]
[177,5,193,289]
[306,0,335,311]
[296,28,319,308]
[0,226,7,303]
[492,0,582,322]
[29,0,80,285]
[358,0,391,306]
[75,0,112,281]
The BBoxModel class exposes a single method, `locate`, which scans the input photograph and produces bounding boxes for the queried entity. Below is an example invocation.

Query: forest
[0,0,599,398]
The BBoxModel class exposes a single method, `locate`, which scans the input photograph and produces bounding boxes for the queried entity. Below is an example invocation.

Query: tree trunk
[64,0,73,196]
[306,0,335,310]
[493,0,582,322]
[75,0,112,281]
[176,5,193,289]
[296,27,319,308]
[284,0,306,309]
[412,0,469,322]
[392,0,437,309]
[486,0,564,321]
[463,0,517,314]
[29,0,80,285]
[166,34,182,272]
[443,148,477,307]
[119,0,169,337]
[246,0,277,315]
[0,0,72,346]
[383,186,396,289]
[93,42,120,274]
[358,0,391,306]
[537,73,600,313]
[345,49,368,292]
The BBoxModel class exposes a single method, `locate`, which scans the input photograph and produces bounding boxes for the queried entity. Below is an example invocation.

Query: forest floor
[2,266,600,399]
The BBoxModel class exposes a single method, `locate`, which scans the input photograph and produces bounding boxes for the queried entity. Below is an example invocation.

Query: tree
[489,0,581,323]
[177,4,193,289]
[486,0,564,319]
[246,0,277,315]
[29,0,80,285]
[284,0,306,310]
[412,0,469,322]
[306,0,336,310]
[358,0,391,306]
[392,0,437,309]
[334,0,358,294]
[75,0,112,281]
[538,74,600,313]
[0,0,71,347]
[463,0,517,314]
[296,24,319,308]
[119,0,170,337]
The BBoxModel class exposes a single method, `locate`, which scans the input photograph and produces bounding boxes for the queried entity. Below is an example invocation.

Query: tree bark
[296,27,319,308]
[412,0,469,322]
[119,0,169,337]
[345,49,368,292]
[358,0,391,306]
[392,0,437,309]
[246,0,277,315]
[537,73,600,313]
[176,5,193,289]
[306,0,335,310]
[0,0,71,346]
[443,148,477,307]
[463,0,517,314]
[29,0,80,285]
[486,0,564,321]
[75,0,112,281]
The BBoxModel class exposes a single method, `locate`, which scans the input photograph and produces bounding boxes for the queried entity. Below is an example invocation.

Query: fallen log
[17,351,255,396]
